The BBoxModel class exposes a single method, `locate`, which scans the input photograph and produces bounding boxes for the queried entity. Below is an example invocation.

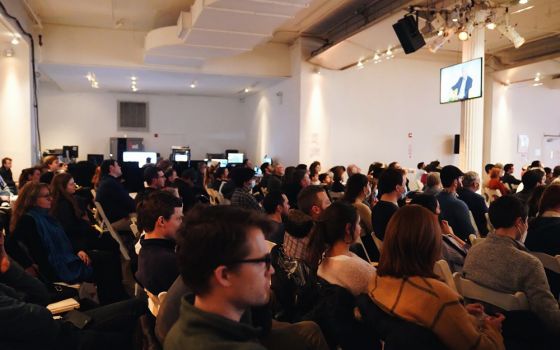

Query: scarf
[27,207,92,283]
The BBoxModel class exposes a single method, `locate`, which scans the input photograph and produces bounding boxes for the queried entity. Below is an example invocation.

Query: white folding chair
[371,231,383,253]
[94,201,131,261]
[468,210,480,238]
[530,252,560,274]
[468,234,485,246]
[453,273,529,311]
[484,212,495,234]
[129,216,139,238]
[433,259,457,293]
[356,236,372,263]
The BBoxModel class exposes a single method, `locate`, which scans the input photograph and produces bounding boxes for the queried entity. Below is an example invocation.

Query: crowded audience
[1,150,560,349]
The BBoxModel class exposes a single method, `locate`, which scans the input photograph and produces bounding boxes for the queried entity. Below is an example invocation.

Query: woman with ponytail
[307,201,376,296]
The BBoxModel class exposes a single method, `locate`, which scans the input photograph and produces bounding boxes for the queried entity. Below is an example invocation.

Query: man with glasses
[165,206,275,349]
[437,165,476,241]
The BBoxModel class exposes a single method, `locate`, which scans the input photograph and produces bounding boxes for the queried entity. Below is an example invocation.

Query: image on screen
[440,57,482,104]
[174,154,189,162]
[122,151,157,168]
[228,153,244,164]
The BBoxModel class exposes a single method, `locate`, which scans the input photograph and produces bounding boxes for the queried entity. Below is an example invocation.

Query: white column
[459,26,485,176]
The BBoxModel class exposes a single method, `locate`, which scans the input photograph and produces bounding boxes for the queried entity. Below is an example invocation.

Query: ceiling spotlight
[190,81,197,88]
[519,0,528,4]
[92,81,99,89]
[11,36,19,45]
[532,82,543,87]
[373,53,380,61]
[534,73,541,82]
[486,21,496,30]
[3,48,14,57]
[385,48,393,59]
[437,29,445,36]
[244,87,250,93]
[356,60,364,69]
[131,76,137,81]
[458,29,469,41]
[86,72,95,82]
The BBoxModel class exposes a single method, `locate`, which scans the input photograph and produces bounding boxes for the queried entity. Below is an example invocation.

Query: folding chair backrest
[371,232,383,253]
[433,260,457,293]
[468,211,479,237]
[356,236,372,263]
[530,252,560,274]
[94,201,131,261]
[468,234,485,246]
[453,273,529,311]
[484,188,502,204]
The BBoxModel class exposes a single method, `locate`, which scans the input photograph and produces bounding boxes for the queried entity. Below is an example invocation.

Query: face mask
[249,179,256,190]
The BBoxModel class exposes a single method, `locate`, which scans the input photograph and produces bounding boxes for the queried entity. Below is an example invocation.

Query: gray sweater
[463,233,560,334]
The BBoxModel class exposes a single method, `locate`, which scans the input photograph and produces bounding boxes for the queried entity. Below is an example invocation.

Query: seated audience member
[308,202,376,296]
[40,155,61,185]
[263,190,290,245]
[8,182,128,304]
[309,161,321,185]
[423,172,443,196]
[552,165,560,183]
[259,162,273,188]
[164,167,178,187]
[210,166,228,191]
[369,205,505,349]
[437,165,476,241]
[158,275,328,350]
[0,157,17,194]
[372,167,405,241]
[410,194,467,272]
[318,173,333,189]
[343,173,373,234]
[462,196,560,335]
[135,191,183,295]
[194,162,208,189]
[231,167,262,212]
[482,163,495,188]
[51,173,118,254]
[95,159,136,231]
[285,169,311,209]
[18,166,42,190]
[544,167,553,185]
[135,166,166,204]
[531,160,543,169]
[501,163,521,190]
[457,171,489,236]
[527,185,546,218]
[330,166,346,193]
[284,186,331,262]
[514,168,545,205]
[175,169,204,211]
[266,163,284,192]
[164,206,275,349]
[0,236,147,350]
[346,164,360,178]
[526,183,560,255]
[487,168,509,195]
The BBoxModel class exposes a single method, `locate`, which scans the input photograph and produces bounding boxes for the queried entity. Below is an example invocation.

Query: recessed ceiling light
[11,36,19,45]
[244,87,250,93]
[519,0,528,4]
[131,76,137,81]
[190,81,197,88]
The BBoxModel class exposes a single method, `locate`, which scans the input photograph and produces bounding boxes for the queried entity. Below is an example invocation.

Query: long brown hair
[377,205,441,278]
[50,173,82,220]
[10,182,49,233]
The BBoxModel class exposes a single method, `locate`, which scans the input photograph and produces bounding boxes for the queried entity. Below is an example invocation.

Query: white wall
[489,81,560,174]
[247,49,462,171]
[38,83,249,160]
[0,31,32,177]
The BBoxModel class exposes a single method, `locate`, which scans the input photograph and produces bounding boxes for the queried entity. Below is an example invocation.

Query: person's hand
[441,220,454,235]
[0,233,10,273]
[485,313,506,332]
[77,251,91,266]
[465,303,485,317]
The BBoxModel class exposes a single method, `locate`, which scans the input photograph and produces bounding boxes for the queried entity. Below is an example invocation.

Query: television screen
[211,159,228,167]
[122,151,157,168]
[174,154,189,162]
[227,153,244,164]
[440,57,482,104]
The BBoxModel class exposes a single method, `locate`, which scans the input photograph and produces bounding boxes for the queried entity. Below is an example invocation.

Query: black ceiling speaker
[392,14,426,54]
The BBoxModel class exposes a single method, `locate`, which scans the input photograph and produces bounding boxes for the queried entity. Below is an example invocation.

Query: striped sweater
[369,275,504,350]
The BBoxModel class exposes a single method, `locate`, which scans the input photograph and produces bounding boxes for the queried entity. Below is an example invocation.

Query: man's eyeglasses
[227,253,272,270]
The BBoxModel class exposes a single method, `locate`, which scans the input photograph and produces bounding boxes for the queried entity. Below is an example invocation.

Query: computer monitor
[87,154,104,166]
[211,159,228,167]
[174,153,190,162]
[227,153,244,164]
[62,145,79,159]
[122,151,157,168]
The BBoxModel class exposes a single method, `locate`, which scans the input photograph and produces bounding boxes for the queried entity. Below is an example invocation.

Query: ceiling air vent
[118,101,149,131]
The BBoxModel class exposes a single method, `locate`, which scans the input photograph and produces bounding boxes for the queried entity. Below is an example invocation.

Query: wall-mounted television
[440,57,482,104]
[122,151,157,168]
[227,153,244,164]
[211,159,228,167]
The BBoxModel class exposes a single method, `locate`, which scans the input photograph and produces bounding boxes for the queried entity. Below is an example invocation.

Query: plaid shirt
[283,233,311,262]
[231,188,263,212]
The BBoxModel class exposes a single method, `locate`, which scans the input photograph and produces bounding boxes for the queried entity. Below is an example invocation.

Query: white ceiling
[310,0,560,69]
[39,63,283,97]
